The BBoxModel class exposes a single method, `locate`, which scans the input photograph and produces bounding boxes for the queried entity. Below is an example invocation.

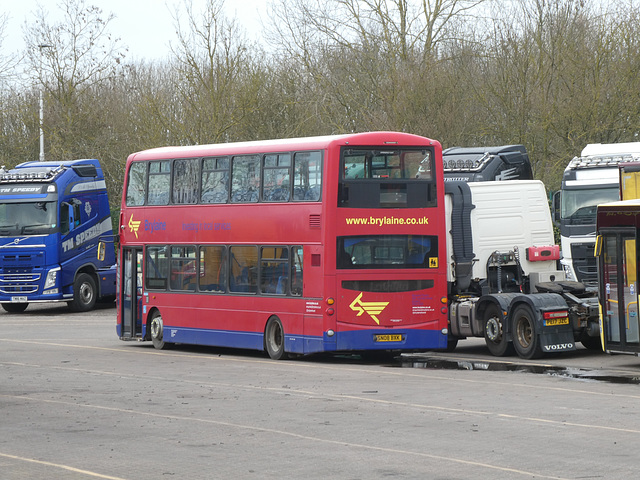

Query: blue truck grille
[0,273,41,294]
[0,252,44,268]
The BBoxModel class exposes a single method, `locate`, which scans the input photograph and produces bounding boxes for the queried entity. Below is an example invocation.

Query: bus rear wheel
[68,273,97,312]
[1,303,28,313]
[265,316,287,360]
[579,332,602,350]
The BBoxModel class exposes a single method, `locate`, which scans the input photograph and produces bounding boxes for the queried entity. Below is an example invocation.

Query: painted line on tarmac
[0,452,128,480]
[0,394,569,480]
[3,338,640,402]
[3,362,640,436]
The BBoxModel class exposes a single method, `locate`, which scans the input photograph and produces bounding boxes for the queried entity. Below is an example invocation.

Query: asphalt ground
[1,303,639,479]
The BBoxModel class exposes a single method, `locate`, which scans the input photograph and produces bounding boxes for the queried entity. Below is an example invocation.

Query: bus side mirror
[551,190,561,227]
[594,235,602,257]
[97,241,106,261]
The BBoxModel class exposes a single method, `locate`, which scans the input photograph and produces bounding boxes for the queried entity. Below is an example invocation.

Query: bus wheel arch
[264,315,287,360]
[68,271,97,312]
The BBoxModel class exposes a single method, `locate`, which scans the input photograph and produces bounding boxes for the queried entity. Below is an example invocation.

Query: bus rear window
[337,235,438,269]
[343,149,432,180]
[339,148,435,208]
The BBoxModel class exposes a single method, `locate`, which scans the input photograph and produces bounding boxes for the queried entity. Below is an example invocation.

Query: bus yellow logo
[429,257,438,268]
[128,214,141,238]
[349,292,389,325]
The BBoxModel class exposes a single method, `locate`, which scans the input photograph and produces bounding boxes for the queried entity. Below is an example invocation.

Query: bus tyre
[579,333,602,351]
[1,303,28,313]
[150,311,169,350]
[265,316,287,360]
[511,304,542,359]
[68,273,97,312]
[483,304,514,356]
[445,337,458,352]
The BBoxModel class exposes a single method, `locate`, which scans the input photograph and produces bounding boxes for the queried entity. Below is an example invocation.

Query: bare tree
[463,0,640,189]
[154,0,262,144]
[23,0,125,159]
[266,0,487,133]
[0,13,19,84]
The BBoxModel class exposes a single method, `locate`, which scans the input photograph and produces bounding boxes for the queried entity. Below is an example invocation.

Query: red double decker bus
[117,131,448,358]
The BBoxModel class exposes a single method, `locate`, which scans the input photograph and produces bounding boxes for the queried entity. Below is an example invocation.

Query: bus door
[601,231,640,352]
[122,248,143,339]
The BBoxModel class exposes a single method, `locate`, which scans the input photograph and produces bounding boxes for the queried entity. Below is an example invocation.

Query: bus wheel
[445,337,459,352]
[68,273,97,312]
[483,304,514,356]
[1,303,28,313]
[511,305,542,359]
[579,332,602,351]
[265,316,287,360]
[150,311,168,350]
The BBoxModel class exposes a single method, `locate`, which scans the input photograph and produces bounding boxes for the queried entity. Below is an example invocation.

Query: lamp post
[38,44,53,162]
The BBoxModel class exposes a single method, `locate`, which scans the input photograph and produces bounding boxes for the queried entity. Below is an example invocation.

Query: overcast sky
[2,0,268,61]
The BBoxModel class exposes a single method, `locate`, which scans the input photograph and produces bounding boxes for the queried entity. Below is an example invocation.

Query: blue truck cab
[0,159,116,312]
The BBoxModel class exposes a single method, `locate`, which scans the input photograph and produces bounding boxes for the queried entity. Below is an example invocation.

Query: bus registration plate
[11,296,27,302]
[544,317,569,326]
[374,334,403,342]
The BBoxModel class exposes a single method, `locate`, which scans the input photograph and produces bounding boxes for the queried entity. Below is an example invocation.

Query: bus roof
[597,198,640,229]
[598,198,640,209]
[128,132,439,161]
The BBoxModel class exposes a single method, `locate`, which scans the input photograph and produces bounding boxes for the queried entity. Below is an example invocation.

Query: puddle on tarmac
[396,357,640,386]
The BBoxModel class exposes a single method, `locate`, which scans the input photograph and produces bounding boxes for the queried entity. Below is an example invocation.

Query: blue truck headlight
[44,267,60,289]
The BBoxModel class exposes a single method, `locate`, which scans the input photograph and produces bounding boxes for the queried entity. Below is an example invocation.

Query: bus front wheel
[68,273,97,312]
[265,316,287,360]
[150,311,169,350]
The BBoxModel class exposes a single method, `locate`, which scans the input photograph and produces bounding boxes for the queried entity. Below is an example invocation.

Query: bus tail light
[441,296,448,314]
[325,297,335,315]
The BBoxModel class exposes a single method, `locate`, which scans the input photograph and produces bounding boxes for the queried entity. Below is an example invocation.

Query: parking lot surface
[1,303,639,479]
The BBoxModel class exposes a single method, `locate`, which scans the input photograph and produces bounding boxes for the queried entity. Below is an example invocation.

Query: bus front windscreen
[561,187,619,225]
[337,235,438,269]
[0,201,57,236]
